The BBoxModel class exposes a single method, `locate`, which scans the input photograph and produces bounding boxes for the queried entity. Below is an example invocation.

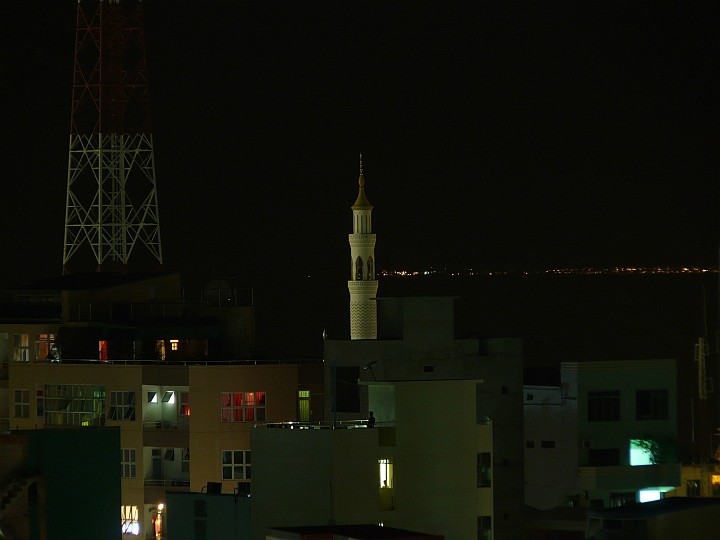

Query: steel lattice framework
[63,0,163,273]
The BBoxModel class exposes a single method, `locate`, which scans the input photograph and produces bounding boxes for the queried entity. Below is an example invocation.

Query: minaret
[348,154,378,340]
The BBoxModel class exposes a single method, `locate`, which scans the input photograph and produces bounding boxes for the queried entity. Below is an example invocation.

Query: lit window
[379,458,394,488]
[587,390,620,422]
[43,384,106,426]
[638,489,661,503]
[298,390,310,422]
[109,391,136,421]
[220,392,266,422]
[13,334,29,362]
[35,333,57,361]
[14,389,30,417]
[629,439,655,466]
[162,391,175,404]
[221,450,251,480]
[121,505,140,536]
[148,391,158,403]
[98,340,108,361]
[121,449,136,478]
[170,339,179,351]
[180,392,190,416]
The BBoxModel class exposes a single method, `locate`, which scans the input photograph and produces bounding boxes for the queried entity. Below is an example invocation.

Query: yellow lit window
[170,339,179,351]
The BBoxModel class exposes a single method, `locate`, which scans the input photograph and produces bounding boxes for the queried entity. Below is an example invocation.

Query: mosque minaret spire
[348,153,378,340]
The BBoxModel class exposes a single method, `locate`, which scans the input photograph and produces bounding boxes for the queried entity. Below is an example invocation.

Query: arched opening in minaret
[367,257,374,280]
[356,256,364,281]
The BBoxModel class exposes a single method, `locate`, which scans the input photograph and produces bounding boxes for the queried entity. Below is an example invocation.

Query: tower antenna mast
[63,0,163,273]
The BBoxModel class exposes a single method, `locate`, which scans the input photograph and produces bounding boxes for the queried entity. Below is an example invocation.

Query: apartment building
[0,272,319,538]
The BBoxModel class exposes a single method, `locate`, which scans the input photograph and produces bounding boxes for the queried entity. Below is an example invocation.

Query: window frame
[14,389,30,418]
[587,390,620,422]
[221,449,251,480]
[109,391,136,421]
[121,448,136,478]
[220,392,266,422]
[635,389,669,421]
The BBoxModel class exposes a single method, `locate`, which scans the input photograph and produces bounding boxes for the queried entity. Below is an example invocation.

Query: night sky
[2,0,719,289]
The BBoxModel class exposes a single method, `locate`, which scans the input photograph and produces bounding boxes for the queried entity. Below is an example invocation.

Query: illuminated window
[14,389,29,417]
[638,489,661,503]
[162,391,175,404]
[34,333,56,361]
[220,392,266,422]
[629,439,654,466]
[636,389,668,421]
[170,339,179,351]
[379,458,394,488]
[148,391,158,403]
[121,505,140,536]
[587,390,620,422]
[298,390,310,422]
[156,339,166,361]
[98,340,108,361]
[43,384,106,426]
[109,391,136,421]
[121,449,136,478]
[180,392,190,416]
[477,452,491,487]
[13,334,29,362]
[222,450,251,480]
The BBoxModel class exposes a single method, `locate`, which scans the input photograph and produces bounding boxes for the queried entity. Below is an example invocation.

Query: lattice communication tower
[63,0,163,273]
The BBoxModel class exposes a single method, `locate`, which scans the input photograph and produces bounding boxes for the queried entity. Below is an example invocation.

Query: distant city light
[379,266,718,278]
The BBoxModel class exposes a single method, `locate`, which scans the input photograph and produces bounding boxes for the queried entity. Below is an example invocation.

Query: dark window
[477,452,491,487]
[355,257,364,280]
[588,448,620,466]
[501,386,508,394]
[687,480,701,497]
[636,389,668,421]
[609,492,636,507]
[477,516,491,540]
[541,440,556,449]
[423,365,434,373]
[527,393,534,400]
[526,441,535,449]
[587,390,620,421]
[335,366,360,412]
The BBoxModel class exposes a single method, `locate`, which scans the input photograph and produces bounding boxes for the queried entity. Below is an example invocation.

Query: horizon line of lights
[379,266,720,277]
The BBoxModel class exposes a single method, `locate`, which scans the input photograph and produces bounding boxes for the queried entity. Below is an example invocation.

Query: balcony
[577,463,682,492]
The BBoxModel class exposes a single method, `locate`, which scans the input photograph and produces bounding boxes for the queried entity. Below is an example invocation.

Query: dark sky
[2,0,719,289]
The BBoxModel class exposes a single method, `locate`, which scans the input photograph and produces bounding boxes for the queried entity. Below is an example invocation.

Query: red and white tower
[348,155,378,340]
[63,0,162,273]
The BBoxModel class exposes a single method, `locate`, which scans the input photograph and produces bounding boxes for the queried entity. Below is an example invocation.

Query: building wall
[188,364,299,495]
[524,385,578,509]
[166,491,251,540]
[251,427,379,540]
[561,359,679,505]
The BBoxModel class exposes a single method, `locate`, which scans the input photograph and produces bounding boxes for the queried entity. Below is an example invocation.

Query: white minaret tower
[348,154,378,340]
